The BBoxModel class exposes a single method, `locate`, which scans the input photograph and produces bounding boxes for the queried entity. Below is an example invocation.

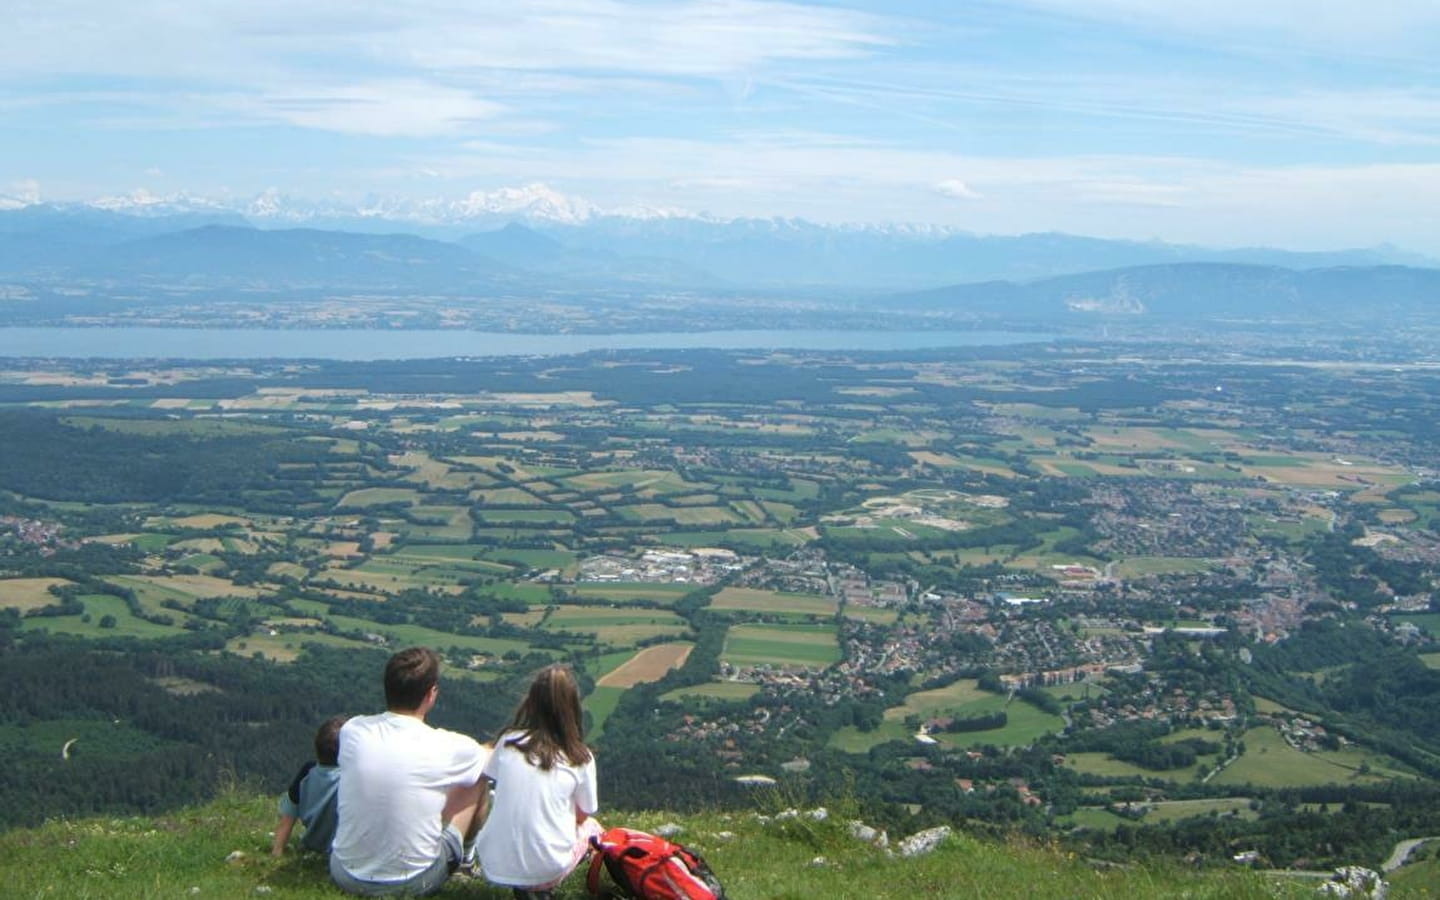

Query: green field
[1421,653,1440,670]
[660,681,762,703]
[482,548,578,573]
[1212,726,1412,788]
[710,586,837,617]
[1393,613,1440,636]
[476,508,575,524]
[615,504,740,525]
[21,594,187,639]
[723,623,840,668]
[336,487,421,508]
[656,528,810,550]
[1064,751,1208,781]
[324,614,542,657]
[571,583,694,605]
[543,606,688,645]
[583,685,627,740]
[843,605,901,624]
[581,650,638,681]
[831,680,1065,754]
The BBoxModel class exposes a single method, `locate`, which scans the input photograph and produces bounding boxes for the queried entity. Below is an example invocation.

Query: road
[1382,836,1438,873]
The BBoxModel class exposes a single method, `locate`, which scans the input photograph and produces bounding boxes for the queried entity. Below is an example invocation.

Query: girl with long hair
[474,664,601,900]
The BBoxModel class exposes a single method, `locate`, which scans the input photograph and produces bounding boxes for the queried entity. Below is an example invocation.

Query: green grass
[335,487,422,508]
[1392,613,1440,636]
[656,528,810,550]
[476,508,575,524]
[581,649,637,681]
[1213,726,1410,788]
[0,791,1339,900]
[583,685,626,740]
[1421,653,1440,670]
[723,623,840,668]
[710,587,838,617]
[661,681,762,702]
[481,548,578,572]
[1140,798,1257,825]
[570,583,694,605]
[323,614,543,657]
[831,681,1065,754]
[21,594,187,640]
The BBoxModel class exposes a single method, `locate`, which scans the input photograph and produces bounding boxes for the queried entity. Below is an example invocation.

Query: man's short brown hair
[384,647,440,711]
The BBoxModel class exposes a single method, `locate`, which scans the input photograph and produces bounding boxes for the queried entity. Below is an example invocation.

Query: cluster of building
[0,516,77,555]
[576,547,747,584]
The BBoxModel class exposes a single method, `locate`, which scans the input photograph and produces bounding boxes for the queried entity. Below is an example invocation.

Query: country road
[1382,835,1438,873]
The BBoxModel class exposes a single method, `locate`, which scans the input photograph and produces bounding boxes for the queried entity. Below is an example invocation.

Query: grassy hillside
[3,790,1433,899]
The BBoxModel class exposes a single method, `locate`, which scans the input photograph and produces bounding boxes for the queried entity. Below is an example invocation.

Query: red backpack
[586,826,727,900]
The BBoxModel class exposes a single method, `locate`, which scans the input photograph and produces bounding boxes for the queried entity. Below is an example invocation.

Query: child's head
[504,664,590,770]
[315,715,349,766]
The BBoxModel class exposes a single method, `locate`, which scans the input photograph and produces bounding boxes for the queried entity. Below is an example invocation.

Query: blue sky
[4,0,1440,250]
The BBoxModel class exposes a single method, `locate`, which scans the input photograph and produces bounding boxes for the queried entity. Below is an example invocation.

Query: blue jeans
[329,824,464,897]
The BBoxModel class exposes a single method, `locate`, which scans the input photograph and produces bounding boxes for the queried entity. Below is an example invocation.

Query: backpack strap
[586,833,608,897]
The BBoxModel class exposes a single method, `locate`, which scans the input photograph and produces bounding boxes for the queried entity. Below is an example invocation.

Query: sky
[4,0,1440,250]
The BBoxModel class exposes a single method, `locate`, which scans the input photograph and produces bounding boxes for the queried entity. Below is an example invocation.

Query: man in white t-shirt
[330,647,490,897]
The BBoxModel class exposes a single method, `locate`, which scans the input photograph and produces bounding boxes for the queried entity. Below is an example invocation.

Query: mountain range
[0,198,1437,322]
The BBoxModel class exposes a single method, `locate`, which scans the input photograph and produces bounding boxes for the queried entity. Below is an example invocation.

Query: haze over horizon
[6,1,1440,254]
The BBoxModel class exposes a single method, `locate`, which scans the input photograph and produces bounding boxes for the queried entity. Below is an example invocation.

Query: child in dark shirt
[272,715,348,856]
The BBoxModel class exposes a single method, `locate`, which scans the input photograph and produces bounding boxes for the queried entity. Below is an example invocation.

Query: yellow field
[473,487,545,505]
[597,642,694,688]
[88,533,143,545]
[501,610,549,628]
[484,391,609,408]
[620,505,738,525]
[711,587,837,616]
[119,574,264,600]
[169,513,250,529]
[0,577,76,611]
[843,605,900,624]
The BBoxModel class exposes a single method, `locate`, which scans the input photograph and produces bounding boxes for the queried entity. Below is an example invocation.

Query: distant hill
[82,225,510,289]
[887,262,1440,319]
[2,203,1434,292]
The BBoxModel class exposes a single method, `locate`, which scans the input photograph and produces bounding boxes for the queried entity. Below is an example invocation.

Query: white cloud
[935,179,980,200]
[240,80,505,138]
[1007,0,1440,57]
[2,1,891,80]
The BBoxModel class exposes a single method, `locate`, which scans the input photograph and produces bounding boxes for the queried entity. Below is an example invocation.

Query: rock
[808,807,829,821]
[225,850,246,863]
[655,822,684,838]
[898,826,952,858]
[808,856,828,868]
[1317,866,1388,899]
[714,831,735,841]
[848,821,888,846]
[775,808,799,821]
[189,889,200,895]
[254,888,273,896]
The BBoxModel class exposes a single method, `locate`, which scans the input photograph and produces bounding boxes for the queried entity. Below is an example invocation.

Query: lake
[0,327,1058,360]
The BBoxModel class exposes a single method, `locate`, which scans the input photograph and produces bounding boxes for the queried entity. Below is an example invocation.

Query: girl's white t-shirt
[475,731,599,887]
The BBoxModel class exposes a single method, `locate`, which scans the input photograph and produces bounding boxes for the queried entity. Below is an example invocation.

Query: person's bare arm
[271,814,298,857]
